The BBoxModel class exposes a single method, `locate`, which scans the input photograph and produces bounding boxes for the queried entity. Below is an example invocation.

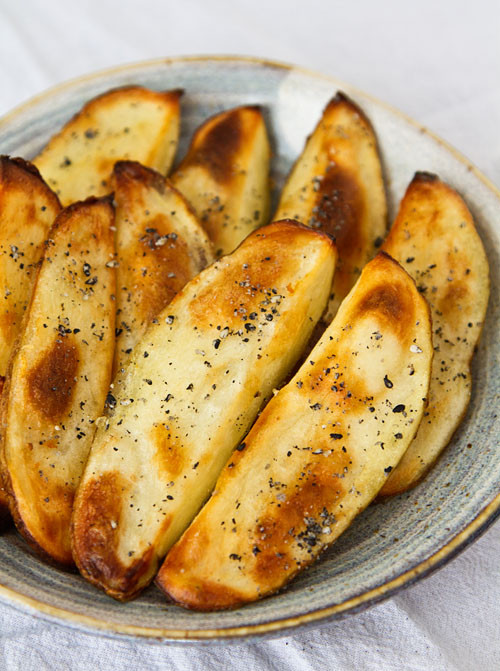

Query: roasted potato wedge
[111,161,214,377]
[379,173,489,496]
[0,156,61,525]
[34,87,182,206]
[156,252,432,610]
[275,92,387,322]
[0,157,61,385]
[72,220,337,600]
[171,105,271,256]
[1,197,116,565]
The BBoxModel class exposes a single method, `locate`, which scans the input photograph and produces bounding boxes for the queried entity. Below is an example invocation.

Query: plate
[0,55,499,643]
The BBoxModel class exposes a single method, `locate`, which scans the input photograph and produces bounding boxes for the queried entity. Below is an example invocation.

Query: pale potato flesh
[1,198,116,565]
[72,220,337,600]
[111,161,214,377]
[0,157,61,526]
[34,87,182,206]
[379,172,490,495]
[275,92,387,322]
[171,105,271,256]
[156,252,432,610]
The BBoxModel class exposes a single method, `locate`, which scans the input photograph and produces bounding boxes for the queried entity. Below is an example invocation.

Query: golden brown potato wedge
[72,220,337,600]
[156,252,432,610]
[111,161,214,377]
[34,87,182,206]
[0,157,61,383]
[379,172,489,496]
[0,156,61,525]
[1,197,116,565]
[275,92,387,322]
[171,105,271,256]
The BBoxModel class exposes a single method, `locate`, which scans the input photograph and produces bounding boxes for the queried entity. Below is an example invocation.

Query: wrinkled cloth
[0,0,499,669]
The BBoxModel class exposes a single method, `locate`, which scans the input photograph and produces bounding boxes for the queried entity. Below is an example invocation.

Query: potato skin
[379,172,490,495]
[0,156,61,526]
[72,219,337,600]
[171,105,271,256]
[34,86,182,206]
[1,197,116,565]
[275,92,387,322]
[111,160,214,377]
[156,252,433,610]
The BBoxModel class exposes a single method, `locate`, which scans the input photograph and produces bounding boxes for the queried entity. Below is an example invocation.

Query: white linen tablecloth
[0,1,499,668]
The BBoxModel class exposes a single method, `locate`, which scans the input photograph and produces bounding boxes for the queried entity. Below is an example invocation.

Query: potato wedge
[379,173,489,496]
[275,92,387,322]
[111,161,214,377]
[156,252,432,610]
[72,220,337,600]
[34,87,182,206]
[171,105,270,256]
[0,157,61,384]
[1,197,116,565]
[0,156,61,525]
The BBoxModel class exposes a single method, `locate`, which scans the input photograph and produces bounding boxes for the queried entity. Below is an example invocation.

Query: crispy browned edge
[0,156,61,530]
[112,159,200,220]
[0,195,114,567]
[173,104,264,182]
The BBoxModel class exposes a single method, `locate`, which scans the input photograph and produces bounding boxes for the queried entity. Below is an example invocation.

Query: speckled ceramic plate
[0,56,498,644]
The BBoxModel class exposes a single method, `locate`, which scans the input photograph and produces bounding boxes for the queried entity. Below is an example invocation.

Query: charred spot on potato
[354,278,416,340]
[310,166,364,255]
[27,337,79,421]
[251,458,346,586]
[413,171,439,184]
[185,111,243,183]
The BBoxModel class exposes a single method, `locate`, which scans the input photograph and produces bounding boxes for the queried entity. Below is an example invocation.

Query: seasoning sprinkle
[383,375,393,388]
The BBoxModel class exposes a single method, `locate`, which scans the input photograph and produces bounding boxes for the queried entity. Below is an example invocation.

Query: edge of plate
[1,493,499,643]
[0,54,499,643]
